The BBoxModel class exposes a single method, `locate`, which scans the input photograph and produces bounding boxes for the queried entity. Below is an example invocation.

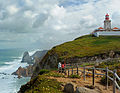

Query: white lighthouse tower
[104,13,111,31]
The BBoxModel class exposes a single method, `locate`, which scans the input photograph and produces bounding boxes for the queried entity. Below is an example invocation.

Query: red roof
[113,27,119,29]
[98,27,103,29]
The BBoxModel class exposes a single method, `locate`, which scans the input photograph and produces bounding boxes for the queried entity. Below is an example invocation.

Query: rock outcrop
[21,50,48,64]
[21,51,33,64]
[12,65,33,77]
[31,50,47,60]
[13,50,48,77]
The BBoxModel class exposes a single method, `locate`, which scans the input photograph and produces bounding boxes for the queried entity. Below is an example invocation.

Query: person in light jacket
[58,62,61,72]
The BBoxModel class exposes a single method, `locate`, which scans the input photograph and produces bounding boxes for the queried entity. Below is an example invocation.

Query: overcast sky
[0,0,120,50]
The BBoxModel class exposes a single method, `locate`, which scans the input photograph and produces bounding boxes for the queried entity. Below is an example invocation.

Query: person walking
[62,62,65,73]
[58,62,61,73]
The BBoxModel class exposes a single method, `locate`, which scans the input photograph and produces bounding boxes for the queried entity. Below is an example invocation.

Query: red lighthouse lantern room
[105,13,109,20]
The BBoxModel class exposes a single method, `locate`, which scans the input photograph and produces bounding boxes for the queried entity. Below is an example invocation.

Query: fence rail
[61,63,120,93]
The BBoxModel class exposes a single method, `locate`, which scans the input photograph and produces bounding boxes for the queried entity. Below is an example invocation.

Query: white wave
[0,49,41,73]
[11,56,22,59]
[0,58,28,74]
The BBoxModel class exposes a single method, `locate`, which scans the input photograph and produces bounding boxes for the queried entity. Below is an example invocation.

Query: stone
[64,83,74,93]
[18,75,22,79]
[76,87,99,93]
[109,51,115,58]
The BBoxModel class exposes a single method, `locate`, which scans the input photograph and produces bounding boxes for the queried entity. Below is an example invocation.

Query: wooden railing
[60,63,120,93]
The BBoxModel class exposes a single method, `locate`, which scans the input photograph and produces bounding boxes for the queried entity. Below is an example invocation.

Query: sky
[0,0,120,50]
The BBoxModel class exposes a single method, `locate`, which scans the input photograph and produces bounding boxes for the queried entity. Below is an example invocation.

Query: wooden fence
[60,63,120,93]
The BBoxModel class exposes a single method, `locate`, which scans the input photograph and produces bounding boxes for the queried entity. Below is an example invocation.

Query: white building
[92,14,120,37]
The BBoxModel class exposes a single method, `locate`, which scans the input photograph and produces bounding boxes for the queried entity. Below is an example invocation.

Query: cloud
[7,5,19,15]
[33,13,48,28]
[0,0,120,49]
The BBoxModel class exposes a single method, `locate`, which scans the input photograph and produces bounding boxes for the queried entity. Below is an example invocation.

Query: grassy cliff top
[49,35,120,58]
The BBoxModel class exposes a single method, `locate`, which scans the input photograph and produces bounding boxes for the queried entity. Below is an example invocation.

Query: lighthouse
[92,13,120,37]
[104,13,111,30]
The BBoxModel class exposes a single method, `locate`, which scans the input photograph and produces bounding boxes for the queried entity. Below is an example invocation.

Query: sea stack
[21,51,33,64]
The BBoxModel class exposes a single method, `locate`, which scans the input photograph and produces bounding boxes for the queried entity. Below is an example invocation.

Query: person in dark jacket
[61,62,65,73]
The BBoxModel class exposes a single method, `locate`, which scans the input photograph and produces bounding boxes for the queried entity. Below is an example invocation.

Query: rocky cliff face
[32,50,120,78]
[31,50,48,59]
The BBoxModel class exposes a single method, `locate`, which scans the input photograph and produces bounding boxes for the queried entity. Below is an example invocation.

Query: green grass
[39,69,50,75]
[45,71,65,78]
[48,35,120,59]
[80,62,95,67]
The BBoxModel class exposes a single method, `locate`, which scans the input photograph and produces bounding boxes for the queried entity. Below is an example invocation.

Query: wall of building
[93,31,120,37]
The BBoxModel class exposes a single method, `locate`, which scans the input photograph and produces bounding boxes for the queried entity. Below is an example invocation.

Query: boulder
[76,87,99,93]
[21,51,33,64]
[64,83,74,93]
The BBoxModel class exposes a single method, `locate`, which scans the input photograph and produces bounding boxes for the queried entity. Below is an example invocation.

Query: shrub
[45,71,65,78]
[100,71,120,86]
[69,74,80,78]
[39,69,50,75]
[100,75,113,86]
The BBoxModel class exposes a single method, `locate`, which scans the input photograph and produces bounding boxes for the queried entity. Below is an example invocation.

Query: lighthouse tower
[104,13,111,31]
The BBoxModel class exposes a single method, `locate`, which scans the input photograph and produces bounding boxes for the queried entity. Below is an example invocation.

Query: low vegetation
[69,74,80,78]
[80,62,95,67]
[96,59,120,70]
[39,69,50,75]
[45,71,65,78]
[19,70,63,93]
[97,60,120,86]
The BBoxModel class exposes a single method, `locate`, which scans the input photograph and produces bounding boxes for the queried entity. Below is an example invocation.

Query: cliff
[32,35,120,77]
[19,35,120,93]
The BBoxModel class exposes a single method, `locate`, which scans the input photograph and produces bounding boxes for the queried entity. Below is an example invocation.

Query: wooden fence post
[64,67,66,75]
[61,67,62,73]
[113,69,116,93]
[72,67,73,75]
[68,68,70,77]
[77,66,79,75]
[92,67,95,86]
[106,67,108,90]
[83,66,86,81]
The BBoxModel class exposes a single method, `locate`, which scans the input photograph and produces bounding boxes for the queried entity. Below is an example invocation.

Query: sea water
[0,49,31,93]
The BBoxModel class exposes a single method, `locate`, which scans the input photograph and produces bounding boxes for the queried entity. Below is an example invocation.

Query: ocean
[0,49,32,93]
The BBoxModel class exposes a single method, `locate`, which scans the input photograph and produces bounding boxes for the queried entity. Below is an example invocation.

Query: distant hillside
[49,35,120,58]
[32,35,120,77]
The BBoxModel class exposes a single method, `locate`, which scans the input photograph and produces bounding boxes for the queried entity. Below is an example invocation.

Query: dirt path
[48,76,120,93]
[48,67,120,93]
